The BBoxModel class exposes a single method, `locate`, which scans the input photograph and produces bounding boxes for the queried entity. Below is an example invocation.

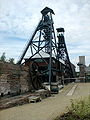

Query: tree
[0,52,6,62]
[9,58,15,64]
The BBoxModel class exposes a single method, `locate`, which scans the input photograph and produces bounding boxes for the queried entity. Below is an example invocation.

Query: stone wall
[0,61,33,96]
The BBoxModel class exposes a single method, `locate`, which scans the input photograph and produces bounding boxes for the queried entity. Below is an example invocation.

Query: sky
[0,0,90,71]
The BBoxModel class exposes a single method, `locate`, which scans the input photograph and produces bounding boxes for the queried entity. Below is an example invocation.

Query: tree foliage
[0,52,6,62]
[9,58,15,64]
[0,52,15,64]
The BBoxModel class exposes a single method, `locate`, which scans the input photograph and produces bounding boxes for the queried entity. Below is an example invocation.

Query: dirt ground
[0,83,90,120]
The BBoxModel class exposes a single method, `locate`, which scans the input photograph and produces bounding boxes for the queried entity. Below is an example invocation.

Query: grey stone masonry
[0,61,32,96]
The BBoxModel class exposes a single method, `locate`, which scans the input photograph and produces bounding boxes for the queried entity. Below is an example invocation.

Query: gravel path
[0,83,90,120]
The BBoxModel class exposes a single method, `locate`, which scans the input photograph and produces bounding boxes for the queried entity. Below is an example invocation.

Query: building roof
[41,7,55,15]
[32,51,65,65]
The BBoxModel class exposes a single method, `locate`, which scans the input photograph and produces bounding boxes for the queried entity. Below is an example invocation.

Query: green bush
[54,96,90,120]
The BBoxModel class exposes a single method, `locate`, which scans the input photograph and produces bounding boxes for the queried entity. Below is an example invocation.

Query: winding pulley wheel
[29,61,42,90]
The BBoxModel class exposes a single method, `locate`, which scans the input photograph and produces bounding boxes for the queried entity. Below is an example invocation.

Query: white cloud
[0,0,90,69]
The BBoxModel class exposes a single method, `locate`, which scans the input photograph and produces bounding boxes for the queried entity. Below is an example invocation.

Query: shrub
[54,96,90,120]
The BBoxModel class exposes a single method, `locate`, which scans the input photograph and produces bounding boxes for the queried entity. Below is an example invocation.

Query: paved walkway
[0,83,90,120]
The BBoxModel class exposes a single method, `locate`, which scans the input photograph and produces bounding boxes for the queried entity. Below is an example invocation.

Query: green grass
[54,96,90,120]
